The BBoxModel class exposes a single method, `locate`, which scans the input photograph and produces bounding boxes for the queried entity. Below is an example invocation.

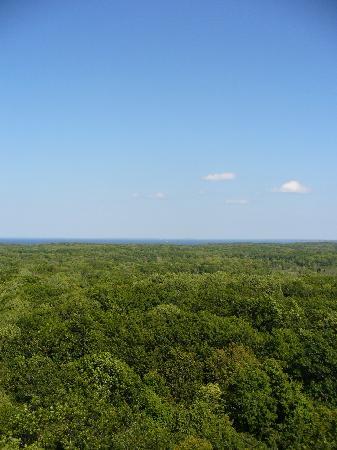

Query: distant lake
[0,238,334,245]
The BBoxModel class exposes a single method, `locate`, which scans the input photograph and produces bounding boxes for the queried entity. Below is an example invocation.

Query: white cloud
[151,192,166,199]
[202,172,236,182]
[132,192,166,199]
[225,199,248,204]
[274,180,311,194]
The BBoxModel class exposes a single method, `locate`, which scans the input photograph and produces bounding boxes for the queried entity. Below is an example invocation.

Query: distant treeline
[0,243,336,449]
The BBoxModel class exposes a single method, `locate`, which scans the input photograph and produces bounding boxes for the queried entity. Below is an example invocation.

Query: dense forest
[0,242,337,449]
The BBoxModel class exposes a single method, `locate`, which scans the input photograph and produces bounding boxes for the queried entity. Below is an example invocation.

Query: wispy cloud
[132,192,166,199]
[150,192,166,199]
[274,180,311,194]
[202,172,236,182]
[225,199,248,204]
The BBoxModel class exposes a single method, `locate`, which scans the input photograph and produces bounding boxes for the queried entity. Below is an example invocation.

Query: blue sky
[1,0,336,239]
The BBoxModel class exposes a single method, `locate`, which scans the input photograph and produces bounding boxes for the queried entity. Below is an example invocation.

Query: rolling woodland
[0,243,336,449]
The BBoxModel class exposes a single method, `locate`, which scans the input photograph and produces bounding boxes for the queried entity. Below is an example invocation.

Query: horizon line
[0,237,336,244]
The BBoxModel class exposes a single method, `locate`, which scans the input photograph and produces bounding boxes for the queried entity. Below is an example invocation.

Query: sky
[1,0,336,240]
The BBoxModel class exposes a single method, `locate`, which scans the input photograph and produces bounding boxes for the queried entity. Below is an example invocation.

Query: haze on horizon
[1,0,336,240]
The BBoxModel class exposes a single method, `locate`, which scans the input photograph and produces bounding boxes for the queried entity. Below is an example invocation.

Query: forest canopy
[0,242,336,449]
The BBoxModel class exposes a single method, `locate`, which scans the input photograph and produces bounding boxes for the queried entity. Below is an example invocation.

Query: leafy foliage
[0,243,336,448]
